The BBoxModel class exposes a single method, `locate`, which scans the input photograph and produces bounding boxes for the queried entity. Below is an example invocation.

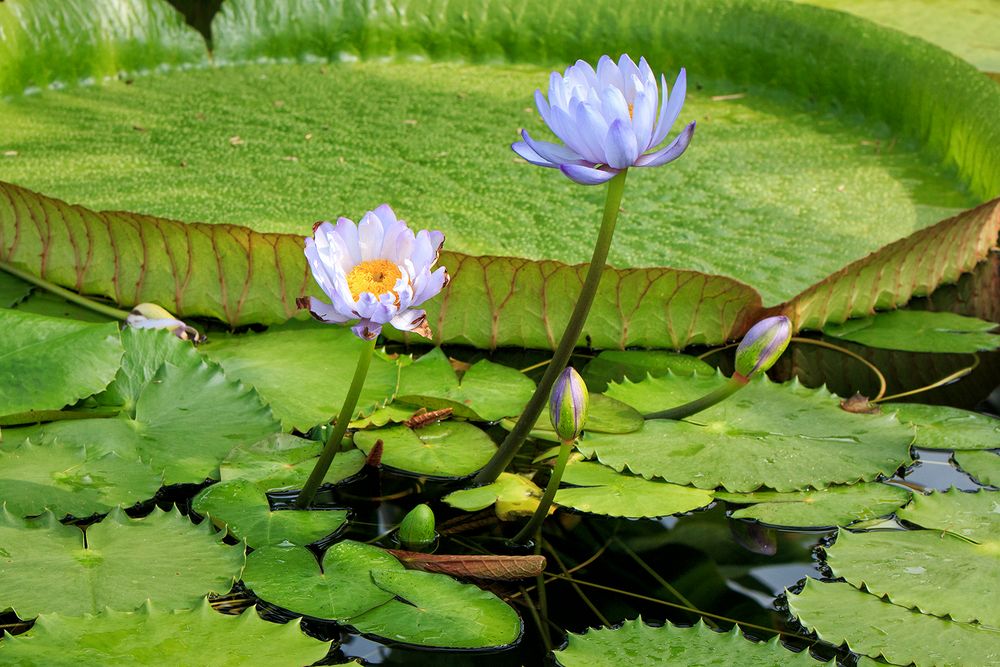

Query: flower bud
[734,316,791,380]
[397,503,436,551]
[126,303,205,343]
[549,367,589,442]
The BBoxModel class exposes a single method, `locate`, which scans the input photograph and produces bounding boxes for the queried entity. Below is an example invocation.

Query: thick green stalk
[474,170,628,485]
[644,375,748,420]
[511,439,573,544]
[0,260,130,320]
[295,337,377,508]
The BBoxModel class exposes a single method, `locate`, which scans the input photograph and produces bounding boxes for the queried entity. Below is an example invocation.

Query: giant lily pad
[354,422,496,478]
[590,375,914,492]
[220,433,366,492]
[0,272,31,307]
[716,483,911,529]
[824,310,1000,353]
[348,569,522,649]
[0,599,330,666]
[0,507,243,618]
[889,402,1000,451]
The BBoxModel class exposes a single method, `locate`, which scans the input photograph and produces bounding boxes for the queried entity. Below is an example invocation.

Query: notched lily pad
[954,450,1000,487]
[442,472,544,520]
[582,350,715,392]
[716,483,911,529]
[896,487,1000,542]
[220,433,366,492]
[823,310,1000,353]
[354,421,496,478]
[889,402,1000,451]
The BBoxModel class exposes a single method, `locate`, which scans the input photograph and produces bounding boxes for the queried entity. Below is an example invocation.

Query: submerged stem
[295,337,377,509]
[0,260,130,321]
[511,439,573,544]
[644,375,747,420]
[474,170,628,485]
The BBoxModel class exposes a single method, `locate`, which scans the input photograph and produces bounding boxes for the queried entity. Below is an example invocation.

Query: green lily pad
[554,618,854,666]
[0,272,31,307]
[220,433,366,492]
[827,527,1000,627]
[823,310,1000,353]
[242,542,403,621]
[787,579,1000,667]
[591,375,913,492]
[0,598,330,666]
[201,323,400,432]
[354,422,496,478]
[0,440,161,518]
[96,327,195,412]
[0,507,243,618]
[582,351,715,392]
[349,569,522,649]
[349,402,423,429]
[442,472,544,521]
[10,290,117,323]
[716,483,911,529]
[955,450,1000,487]
[193,479,348,548]
[556,460,714,519]
[0,309,123,416]
[889,402,1000,450]
[395,348,535,421]
[896,488,1000,542]
[501,393,644,443]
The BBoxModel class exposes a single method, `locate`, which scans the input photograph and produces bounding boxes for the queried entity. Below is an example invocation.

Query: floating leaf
[349,402,422,429]
[501,393,644,443]
[242,542,403,621]
[6,348,280,484]
[823,310,1000,353]
[888,402,1000,451]
[554,618,849,666]
[556,460,714,519]
[582,351,715,392]
[592,375,913,492]
[193,480,347,548]
[386,550,546,581]
[896,488,1000,543]
[0,599,329,666]
[955,450,1000,487]
[96,328,194,412]
[220,433,366,492]
[787,580,1000,667]
[0,507,243,618]
[0,272,31,307]
[201,323,400,432]
[442,472,544,520]
[348,569,522,649]
[354,422,496,478]
[0,309,122,416]
[0,441,160,518]
[716,483,911,529]
[395,347,535,421]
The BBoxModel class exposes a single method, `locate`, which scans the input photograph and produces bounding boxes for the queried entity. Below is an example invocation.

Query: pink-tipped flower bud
[549,367,589,442]
[734,316,791,380]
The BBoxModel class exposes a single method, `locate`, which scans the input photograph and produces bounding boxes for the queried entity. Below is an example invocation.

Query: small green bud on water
[734,316,791,380]
[549,367,589,442]
[397,503,436,550]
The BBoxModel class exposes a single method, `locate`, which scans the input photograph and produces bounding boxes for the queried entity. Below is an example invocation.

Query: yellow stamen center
[628,103,634,120]
[346,259,402,301]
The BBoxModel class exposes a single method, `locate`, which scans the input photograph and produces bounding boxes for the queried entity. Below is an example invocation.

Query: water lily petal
[651,68,687,148]
[520,129,585,166]
[352,321,382,340]
[512,140,558,168]
[635,120,695,167]
[604,119,639,169]
[298,296,353,324]
[560,164,619,185]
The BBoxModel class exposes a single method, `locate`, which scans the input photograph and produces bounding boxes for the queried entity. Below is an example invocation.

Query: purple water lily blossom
[513,54,695,185]
[299,205,449,340]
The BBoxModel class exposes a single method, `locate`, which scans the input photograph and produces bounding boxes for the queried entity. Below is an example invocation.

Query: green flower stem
[474,170,628,485]
[295,336,377,509]
[0,260,130,320]
[511,439,573,545]
[643,375,748,420]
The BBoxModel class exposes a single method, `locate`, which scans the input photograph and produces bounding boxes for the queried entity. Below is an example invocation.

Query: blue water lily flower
[299,205,449,340]
[513,54,695,185]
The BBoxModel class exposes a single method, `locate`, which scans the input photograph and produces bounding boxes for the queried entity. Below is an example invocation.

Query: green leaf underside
[193,480,348,549]
[828,528,1000,627]
[823,310,1000,353]
[896,488,1000,543]
[593,375,913,492]
[0,598,329,667]
[554,618,850,666]
[201,323,400,432]
[716,483,911,529]
[555,460,714,519]
[242,542,403,621]
[0,508,243,618]
[349,569,522,649]
[220,433,366,492]
[955,450,1000,487]
[581,351,715,392]
[787,580,1000,667]
[354,422,496,478]
[0,271,31,307]
[0,441,161,518]
[5,343,280,485]
[889,402,1000,451]
[442,472,543,520]
[395,347,535,421]
[0,309,122,416]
